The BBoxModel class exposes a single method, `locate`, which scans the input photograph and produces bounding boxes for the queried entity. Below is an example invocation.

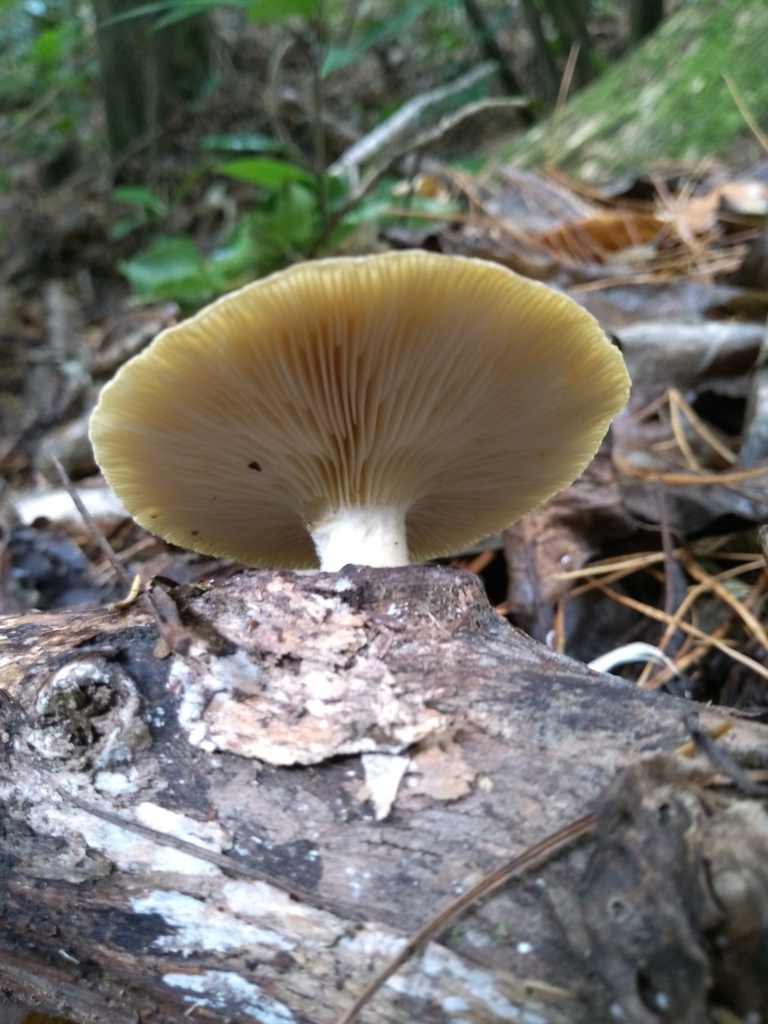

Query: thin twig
[59,786,352,912]
[309,5,329,232]
[312,95,525,253]
[51,457,199,658]
[724,74,768,156]
[555,42,580,120]
[668,388,737,466]
[613,456,768,488]
[264,33,307,167]
[685,714,768,797]
[51,457,134,591]
[635,481,679,687]
[593,580,768,683]
[330,62,497,183]
[657,482,677,622]
[677,551,768,652]
[335,813,596,1024]
[0,85,61,142]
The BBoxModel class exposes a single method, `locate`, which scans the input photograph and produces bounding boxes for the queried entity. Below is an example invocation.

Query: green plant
[120,142,343,303]
[321,0,456,77]
[101,0,319,27]
[109,185,169,241]
[0,0,472,304]
[118,0,478,304]
[0,0,93,158]
[120,147,461,305]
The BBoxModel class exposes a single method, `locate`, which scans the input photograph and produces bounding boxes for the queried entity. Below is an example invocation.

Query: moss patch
[499,0,768,178]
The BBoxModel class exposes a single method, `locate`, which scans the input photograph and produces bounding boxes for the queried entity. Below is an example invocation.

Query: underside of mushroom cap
[90,251,630,569]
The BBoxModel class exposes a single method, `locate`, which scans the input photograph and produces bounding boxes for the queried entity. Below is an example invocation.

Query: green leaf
[108,216,145,242]
[209,218,262,280]
[325,171,349,209]
[342,194,392,226]
[321,0,438,77]
[112,185,167,217]
[120,235,213,304]
[246,0,318,21]
[344,180,461,228]
[265,182,317,248]
[100,1,215,27]
[31,26,65,66]
[221,157,314,189]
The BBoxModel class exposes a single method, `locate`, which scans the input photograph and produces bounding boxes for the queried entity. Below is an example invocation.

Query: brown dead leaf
[536,211,668,263]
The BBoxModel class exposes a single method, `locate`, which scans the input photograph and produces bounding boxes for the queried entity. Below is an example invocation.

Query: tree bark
[93,0,210,172]
[629,0,664,43]
[1,566,766,1023]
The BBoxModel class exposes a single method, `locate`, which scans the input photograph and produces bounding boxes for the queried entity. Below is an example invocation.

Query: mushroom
[89,251,629,571]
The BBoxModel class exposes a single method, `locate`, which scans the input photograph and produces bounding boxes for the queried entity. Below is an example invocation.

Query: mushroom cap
[89,251,629,569]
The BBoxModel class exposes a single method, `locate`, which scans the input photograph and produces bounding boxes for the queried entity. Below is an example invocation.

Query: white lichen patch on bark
[93,765,149,797]
[133,801,231,852]
[0,776,114,884]
[390,943,544,1023]
[23,792,227,878]
[337,923,410,961]
[221,880,342,947]
[197,666,446,766]
[561,114,604,151]
[132,890,294,957]
[338,925,550,1023]
[161,970,296,1024]
[636,81,665,111]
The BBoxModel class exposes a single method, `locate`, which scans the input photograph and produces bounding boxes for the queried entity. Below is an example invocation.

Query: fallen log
[0,566,766,1024]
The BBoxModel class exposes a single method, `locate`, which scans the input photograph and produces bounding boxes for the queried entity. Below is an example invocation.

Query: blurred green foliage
[104,0,319,28]
[0,0,625,304]
[0,0,94,159]
[113,0,468,303]
[118,157,460,304]
[119,169,329,302]
[321,0,456,77]
[0,0,472,301]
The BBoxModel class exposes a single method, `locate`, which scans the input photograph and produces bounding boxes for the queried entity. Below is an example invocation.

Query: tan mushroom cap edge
[89,250,630,569]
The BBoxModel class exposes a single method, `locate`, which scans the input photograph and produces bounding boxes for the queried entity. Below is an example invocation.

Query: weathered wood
[0,566,765,1023]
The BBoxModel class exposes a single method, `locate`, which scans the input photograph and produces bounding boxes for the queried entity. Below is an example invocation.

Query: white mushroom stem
[309,506,410,571]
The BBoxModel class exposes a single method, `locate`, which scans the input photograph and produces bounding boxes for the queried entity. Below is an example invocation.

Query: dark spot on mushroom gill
[191,530,199,536]
[248,460,262,472]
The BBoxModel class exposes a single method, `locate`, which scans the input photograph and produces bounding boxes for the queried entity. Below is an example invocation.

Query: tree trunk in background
[629,0,664,42]
[539,0,596,89]
[519,0,596,102]
[460,0,535,122]
[93,0,210,175]
[1,566,767,1023]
